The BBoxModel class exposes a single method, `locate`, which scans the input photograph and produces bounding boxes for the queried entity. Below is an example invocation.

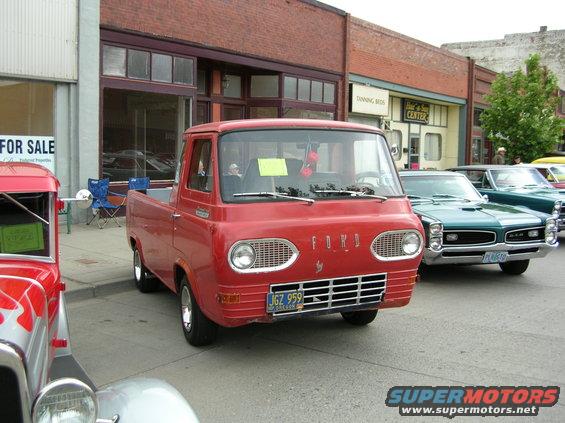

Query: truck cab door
[172,134,216,293]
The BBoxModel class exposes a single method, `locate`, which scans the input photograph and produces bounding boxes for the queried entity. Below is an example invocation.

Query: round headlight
[402,232,421,255]
[545,232,557,245]
[32,378,97,423]
[429,222,443,236]
[429,236,443,251]
[546,219,557,232]
[230,243,256,269]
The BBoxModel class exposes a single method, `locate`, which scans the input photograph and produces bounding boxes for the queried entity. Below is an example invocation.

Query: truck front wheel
[133,247,159,293]
[179,277,218,346]
[341,309,378,326]
[499,259,530,275]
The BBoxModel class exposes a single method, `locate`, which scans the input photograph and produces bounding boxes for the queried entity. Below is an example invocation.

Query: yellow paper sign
[257,158,288,177]
[0,223,45,254]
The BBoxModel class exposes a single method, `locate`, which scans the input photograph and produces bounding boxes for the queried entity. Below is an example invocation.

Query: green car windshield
[490,168,554,189]
[401,174,483,202]
[218,129,403,203]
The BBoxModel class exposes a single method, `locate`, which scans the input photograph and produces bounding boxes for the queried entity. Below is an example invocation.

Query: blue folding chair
[86,178,126,229]
[128,177,150,191]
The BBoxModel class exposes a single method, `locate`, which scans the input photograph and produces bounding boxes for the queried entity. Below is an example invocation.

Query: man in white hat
[492,147,506,165]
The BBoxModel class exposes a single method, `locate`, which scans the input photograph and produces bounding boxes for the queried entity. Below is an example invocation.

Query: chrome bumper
[423,241,558,265]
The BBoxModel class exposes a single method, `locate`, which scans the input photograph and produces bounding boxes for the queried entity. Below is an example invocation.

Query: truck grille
[443,231,496,246]
[230,238,298,273]
[270,273,386,316]
[371,230,422,260]
[505,227,545,243]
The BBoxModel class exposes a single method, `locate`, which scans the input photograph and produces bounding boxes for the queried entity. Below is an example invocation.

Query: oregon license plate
[266,290,304,313]
[482,251,508,263]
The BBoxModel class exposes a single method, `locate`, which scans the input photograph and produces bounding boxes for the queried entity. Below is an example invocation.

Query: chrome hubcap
[134,250,142,281]
[181,285,192,331]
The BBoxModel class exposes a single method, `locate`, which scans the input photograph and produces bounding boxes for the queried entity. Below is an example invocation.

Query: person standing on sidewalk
[493,147,506,165]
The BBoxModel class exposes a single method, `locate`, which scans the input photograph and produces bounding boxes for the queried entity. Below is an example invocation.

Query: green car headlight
[32,378,97,423]
[429,222,443,236]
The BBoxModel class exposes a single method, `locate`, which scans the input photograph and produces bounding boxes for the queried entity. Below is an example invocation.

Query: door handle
[172,213,181,219]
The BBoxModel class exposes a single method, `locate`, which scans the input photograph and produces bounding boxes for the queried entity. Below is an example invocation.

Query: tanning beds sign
[0,136,55,173]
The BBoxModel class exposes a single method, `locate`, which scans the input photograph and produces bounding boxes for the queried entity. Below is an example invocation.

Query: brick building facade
[347,17,469,169]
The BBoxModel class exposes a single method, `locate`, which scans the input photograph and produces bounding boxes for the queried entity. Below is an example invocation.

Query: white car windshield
[218,129,403,203]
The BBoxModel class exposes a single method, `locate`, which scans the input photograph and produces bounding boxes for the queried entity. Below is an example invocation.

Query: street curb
[64,278,136,302]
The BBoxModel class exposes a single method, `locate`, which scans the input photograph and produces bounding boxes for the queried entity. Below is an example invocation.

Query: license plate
[266,290,304,313]
[482,251,508,263]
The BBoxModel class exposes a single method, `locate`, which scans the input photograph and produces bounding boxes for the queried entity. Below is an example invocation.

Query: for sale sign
[0,136,55,173]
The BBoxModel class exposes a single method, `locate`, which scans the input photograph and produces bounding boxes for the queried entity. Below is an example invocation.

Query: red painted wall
[100,0,345,74]
[349,17,468,99]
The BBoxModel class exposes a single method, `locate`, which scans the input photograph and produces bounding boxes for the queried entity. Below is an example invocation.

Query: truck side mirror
[482,194,489,202]
[75,189,93,209]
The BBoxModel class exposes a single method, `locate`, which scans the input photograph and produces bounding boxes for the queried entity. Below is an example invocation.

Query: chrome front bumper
[423,241,558,265]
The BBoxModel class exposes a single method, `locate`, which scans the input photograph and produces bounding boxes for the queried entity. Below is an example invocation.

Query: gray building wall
[442,27,565,89]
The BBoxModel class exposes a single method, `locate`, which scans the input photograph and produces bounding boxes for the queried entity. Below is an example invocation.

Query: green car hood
[411,201,544,228]
[508,187,565,201]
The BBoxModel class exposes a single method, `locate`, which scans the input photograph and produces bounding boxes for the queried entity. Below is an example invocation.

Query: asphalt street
[67,234,565,423]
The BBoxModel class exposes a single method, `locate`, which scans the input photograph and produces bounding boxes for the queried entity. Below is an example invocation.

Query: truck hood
[0,274,50,398]
[412,200,544,228]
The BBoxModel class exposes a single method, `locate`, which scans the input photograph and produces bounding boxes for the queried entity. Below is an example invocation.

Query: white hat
[497,147,506,153]
[229,163,239,170]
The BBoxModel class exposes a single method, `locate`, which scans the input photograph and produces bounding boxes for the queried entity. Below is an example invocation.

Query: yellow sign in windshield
[257,158,289,177]
[0,222,44,254]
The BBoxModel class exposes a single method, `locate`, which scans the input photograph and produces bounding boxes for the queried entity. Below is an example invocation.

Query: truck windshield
[0,192,51,259]
[218,129,403,203]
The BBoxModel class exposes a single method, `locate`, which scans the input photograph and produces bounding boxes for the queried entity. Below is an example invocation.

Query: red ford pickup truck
[126,119,424,345]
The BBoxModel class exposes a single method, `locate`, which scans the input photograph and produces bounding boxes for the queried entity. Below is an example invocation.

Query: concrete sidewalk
[59,217,135,302]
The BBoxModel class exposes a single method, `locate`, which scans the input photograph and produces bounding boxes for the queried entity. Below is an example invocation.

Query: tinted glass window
[250,75,279,97]
[284,76,297,99]
[173,57,194,85]
[128,49,150,80]
[102,45,126,77]
[151,54,172,83]
[298,79,310,101]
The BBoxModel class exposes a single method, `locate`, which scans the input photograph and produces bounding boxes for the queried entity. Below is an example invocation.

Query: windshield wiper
[314,189,387,202]
[0,192,49,225]
[432,194,471,202]
[407,194,436,203]
[233,191,315,205]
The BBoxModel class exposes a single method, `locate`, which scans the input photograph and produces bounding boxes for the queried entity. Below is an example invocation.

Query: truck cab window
[188,139,213,192]
[0,192,51,258]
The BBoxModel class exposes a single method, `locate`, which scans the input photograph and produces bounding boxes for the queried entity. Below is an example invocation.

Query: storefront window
[128,49,150,80]
[386,130,403,161]
[102,89,178,182]
[173,57,194,85]
[284,76,297,99]
[283,108,334,120]
[250,107,278,118]
[196,102,209,125]
[102,45,126,77]
[0,80,54,172]
[298,79,310,101]
[311,81,323,102]
[223,75,242,98]
[151,53,173,83]
[250,75,279,97]
[223,104,244,120]
[323,82,334,104]
[424,133,442,161]
[197,70,208,95]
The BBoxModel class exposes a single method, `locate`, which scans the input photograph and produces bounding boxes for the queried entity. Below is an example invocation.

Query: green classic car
[449,165,564,230]
[400,171,559,275]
